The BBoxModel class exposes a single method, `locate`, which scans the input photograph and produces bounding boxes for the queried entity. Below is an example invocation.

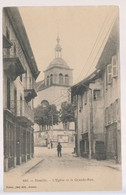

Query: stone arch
[65,74,69,85]
[50,74,53,85]
[59,73,63,84]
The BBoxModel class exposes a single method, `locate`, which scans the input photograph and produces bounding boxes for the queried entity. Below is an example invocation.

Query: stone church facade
[34,36,75,148]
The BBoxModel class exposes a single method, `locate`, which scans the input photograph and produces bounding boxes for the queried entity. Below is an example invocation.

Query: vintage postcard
[2,5,122,192]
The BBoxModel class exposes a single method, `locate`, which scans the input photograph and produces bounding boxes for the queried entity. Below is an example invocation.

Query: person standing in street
[51,141,53,149]
[57,142,62,157]
[48,142,50,149]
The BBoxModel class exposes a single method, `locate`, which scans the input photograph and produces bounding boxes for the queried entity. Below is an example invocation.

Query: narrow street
[27,147,121,174]
[4,147,122,192]
[3,6,122,193]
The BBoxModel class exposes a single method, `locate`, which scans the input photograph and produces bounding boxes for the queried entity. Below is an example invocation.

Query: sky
[19,6,118,84]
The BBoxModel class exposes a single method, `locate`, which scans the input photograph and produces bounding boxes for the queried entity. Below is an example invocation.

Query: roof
[96,17,119,69]
[4,7,40,80]
[45,57,71,72]
[35,80,45,92]
[71,17,119,96]
[71,69,101,95]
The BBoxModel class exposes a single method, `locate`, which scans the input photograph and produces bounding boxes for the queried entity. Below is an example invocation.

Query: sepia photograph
[2,4,123,192]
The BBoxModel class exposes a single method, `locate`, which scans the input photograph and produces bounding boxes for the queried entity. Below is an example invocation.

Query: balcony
[24,89,37,102]
[5,100,34,125]
[3,35,13,48]
[24,77,37,102]
[3,47,26,81]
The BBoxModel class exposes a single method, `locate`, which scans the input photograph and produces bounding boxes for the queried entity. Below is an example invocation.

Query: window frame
[65,74,69,85]
[50,74,53,85]
[107,64,112,85]
[112,55,118,78]
[59,73,63,84]
[93,89,101,101]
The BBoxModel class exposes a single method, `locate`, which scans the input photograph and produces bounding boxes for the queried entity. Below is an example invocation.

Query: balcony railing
[24,77,37,102]
[24,77,35,90]
[3,41,26,81]
[23,100,34,124]
[6,100,34,125]
[3,54,26,81]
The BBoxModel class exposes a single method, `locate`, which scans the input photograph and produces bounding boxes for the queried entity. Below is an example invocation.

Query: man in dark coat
[57,142,62,157]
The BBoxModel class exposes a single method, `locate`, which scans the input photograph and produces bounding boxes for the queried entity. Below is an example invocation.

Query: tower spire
[57,33,60,43]
[55,34,62,58]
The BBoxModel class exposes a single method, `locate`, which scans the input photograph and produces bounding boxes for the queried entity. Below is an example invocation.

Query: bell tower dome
[44,35,73,87]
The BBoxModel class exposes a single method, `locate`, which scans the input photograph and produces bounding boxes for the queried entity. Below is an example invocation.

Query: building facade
[34,36,75,148]
[71,18,121,163]
[3,8,40,171]
[71,70,105,159]
[96,18,121,163]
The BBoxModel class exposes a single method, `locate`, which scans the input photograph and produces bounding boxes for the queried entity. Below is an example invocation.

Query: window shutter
[107,64,112,84]
[108,106,111,124]
[105,108,108,125]
[113,101,117,122]
[111,104,113,123]
[93,90,100,100]
[112,56,118,78]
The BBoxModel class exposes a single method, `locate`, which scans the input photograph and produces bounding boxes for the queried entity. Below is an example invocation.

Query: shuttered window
[107,64,112,84]
[112,56,118,78]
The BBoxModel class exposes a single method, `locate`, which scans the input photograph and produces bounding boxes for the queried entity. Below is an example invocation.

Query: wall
[73,74,105,156]
[3,9,35,111]
[34,85,70,109]
[89,78,104,136]
[103,52,121,162]
[104,52,120,112]
[44,67,73,86]
[3,8,37,171]
[34,129,75,148]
